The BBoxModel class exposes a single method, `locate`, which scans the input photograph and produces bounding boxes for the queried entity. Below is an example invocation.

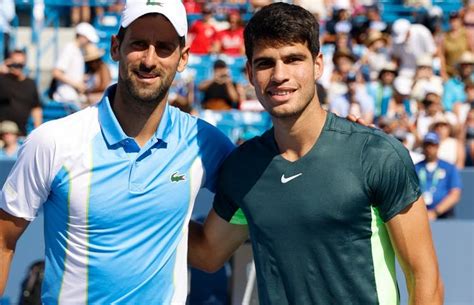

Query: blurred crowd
[0,0,473,176]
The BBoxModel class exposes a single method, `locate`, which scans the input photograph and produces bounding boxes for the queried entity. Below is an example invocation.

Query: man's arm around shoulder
[386,197,444,305]
[189,208,248,273]
[0,209,29,295]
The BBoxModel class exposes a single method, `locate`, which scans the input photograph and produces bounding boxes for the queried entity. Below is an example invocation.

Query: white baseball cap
[392,19,411,44]
[120,0,188,40]
[393,76,413,96]
[76,22,99,43]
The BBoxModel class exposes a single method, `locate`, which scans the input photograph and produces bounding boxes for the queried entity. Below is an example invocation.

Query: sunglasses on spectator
[7,63,25,69]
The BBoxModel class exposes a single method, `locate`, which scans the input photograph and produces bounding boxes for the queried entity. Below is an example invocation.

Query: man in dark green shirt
[189,3,443,305]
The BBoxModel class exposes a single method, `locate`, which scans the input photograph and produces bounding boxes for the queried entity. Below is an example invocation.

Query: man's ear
[177,46,190,73]
[110,35,120,62]
[313,53,324,81]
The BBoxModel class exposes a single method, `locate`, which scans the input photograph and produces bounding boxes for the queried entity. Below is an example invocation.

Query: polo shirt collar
[98,84,175,147]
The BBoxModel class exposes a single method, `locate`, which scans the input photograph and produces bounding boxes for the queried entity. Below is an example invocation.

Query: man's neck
[112,84,167,147]
[273,101,327,162]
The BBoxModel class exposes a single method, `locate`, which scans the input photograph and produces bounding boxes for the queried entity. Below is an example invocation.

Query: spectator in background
[188,5,217,55]
[440,11,470,79]
[0,120,20,158]
[324,3,352,43]
[0,0,15,60]
[462,0,474,52]
[361,4,387,34]
[368,62,397,119]
[51,22,98,108]
[416,83,458,141]
[83,44,112,106]
[212,11,245,56]
[71,1,91,25]
[361,30,390,81]
[412,54,444,104]
[415,132,462,220]
[199,59,241,110]
[431,118,465,169]
[386,75,414,120]
[463,108,474,166]
[169,69,194,113]
[328,49,358,98]
[0,49,42,136]
[390,18,436,77]
[330,72,374,123]
[443,51,474,115]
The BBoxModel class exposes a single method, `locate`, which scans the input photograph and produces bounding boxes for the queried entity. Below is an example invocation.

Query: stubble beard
[120,65,177,110]
[266,89,315,119]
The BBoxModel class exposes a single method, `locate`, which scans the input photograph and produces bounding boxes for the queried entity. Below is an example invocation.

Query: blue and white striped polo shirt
[0,85,235,304]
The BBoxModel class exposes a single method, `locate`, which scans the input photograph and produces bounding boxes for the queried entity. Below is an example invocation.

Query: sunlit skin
[246,42,323,119]
[110,14,189,109]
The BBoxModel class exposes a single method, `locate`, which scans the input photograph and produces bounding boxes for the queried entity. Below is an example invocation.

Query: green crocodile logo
[171,172,186,183]
[146,0,163,6]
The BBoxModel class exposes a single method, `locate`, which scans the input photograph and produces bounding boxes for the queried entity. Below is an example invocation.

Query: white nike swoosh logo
[281,173,303,184]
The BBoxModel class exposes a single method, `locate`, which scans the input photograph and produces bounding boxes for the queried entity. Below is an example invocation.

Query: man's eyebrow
[253,52,308,64]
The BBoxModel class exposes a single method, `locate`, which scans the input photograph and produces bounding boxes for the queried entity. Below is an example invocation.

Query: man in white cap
[51,22,99,107]
[0,1,234,303]
[390,18,436,77]
[385,75,415,119]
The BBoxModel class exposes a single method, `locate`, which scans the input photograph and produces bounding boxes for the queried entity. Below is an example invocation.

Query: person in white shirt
[390,18,436,77]
[51,22,99,107]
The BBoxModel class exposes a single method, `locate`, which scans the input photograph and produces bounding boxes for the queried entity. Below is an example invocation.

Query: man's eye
[131,41,148,49]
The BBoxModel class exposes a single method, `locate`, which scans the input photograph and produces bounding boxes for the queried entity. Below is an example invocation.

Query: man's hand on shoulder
[346,114,376,128]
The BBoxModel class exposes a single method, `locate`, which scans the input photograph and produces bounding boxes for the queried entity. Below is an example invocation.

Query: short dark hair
[244,2,320,61]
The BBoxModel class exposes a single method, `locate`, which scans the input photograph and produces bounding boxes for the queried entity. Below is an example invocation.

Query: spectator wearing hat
[416,82,459,139]
[440,11,470,79]
[51,22,99,107]
[361,30,390,81]
[188,5,217,55]
[415,132,462,220]
[328,48,358,98]
[385,75,415,120]
[0,49,42,136]
[390,18,436,77]
[198,59,241,110]
[412,54,444,103]
[431,117,465,169]
[212,11,245,56]
[367,62,398,118]
[443,51,474,114]
[0,120,20,158]
[83,44,112,106]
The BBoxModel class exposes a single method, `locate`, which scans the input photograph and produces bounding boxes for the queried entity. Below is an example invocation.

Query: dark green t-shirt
[213,112,421,305]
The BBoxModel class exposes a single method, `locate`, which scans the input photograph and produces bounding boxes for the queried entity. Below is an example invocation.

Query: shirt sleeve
[0,125,56,220]
[363,132,422,222]
[212,158,248,225]
[197,119,235,192]
[55,43,74,72]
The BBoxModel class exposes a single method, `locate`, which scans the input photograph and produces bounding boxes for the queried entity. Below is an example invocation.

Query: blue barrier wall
[0,160,473,304]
